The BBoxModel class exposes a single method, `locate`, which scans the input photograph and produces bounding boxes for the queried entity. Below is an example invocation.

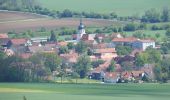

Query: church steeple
[77,17,86,41]
[78,18,85,30]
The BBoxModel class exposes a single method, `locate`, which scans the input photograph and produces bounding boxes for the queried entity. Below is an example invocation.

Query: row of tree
[1,0,170,23]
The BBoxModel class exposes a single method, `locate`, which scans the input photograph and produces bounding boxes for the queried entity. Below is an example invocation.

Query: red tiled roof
[60,52,78,63]
[57,42,68,47]
[11,39,27,45]
[112,37,137,42]
[0,34,8,38]
[93,43,108,49]
[81,34,89,41]
[95,48,116,53]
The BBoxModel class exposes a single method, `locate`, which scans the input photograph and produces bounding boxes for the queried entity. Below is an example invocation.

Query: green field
[0,83,170,100]
[37,0,170,16]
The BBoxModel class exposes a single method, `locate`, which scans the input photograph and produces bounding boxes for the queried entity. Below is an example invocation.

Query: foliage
[91,60,105,68]
[165,28,170,37]
[59,46,69,54]
[161,7,170,22]
[133,31,146,39]
[75,54,92,78]
[120,61,133,71]
[123,23,136,31]
[106,60,115,72]
[67,42,74,50]
[135,53,148,68]
[75,41,87,55]
[141,8,161,23]
[49,30,57,42]
[116,45,132,56]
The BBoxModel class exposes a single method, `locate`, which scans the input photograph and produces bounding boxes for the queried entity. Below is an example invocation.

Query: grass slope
[0,83,170,100]
[37,0,170,16]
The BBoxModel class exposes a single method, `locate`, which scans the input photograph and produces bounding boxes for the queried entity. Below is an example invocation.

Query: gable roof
[57,41,68,47]
[60,52,78,63]
[94,48,116,53]
[11,39,27,45]
[112,37,137,42]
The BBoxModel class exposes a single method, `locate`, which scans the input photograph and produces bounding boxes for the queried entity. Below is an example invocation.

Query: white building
[132,39,155,51]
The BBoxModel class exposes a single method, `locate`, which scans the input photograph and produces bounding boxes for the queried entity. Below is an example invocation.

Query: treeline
[1,0,170,23]
[0,52,61,82]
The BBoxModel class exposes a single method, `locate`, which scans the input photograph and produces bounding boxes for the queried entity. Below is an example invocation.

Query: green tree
[123,23,136,31]
[50,30,57,42]
[75,55,91,78]
[106,60,115,72]
[116,45,132,56]
[141,8,161,23]
[146,48,161,63]
[75,41,87,55]
[166,29,170,37]
[43,53,61,72]
[59,46,69,54]
[67,42,74,50]
[135,53,148,68]
[161,7,170,22]
[120,61,133,71]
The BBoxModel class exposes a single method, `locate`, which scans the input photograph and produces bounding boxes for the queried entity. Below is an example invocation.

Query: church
[76,19,86,41]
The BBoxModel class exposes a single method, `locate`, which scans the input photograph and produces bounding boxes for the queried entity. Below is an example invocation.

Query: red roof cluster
[11,39,27,45]
[112,37,137,42]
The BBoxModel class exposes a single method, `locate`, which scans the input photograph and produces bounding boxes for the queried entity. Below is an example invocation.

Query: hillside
[37,0,170,16]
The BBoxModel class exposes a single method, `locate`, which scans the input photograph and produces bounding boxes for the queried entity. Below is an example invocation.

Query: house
[95,34,106,43]
[0,33,8,38]
[9,39,29,53]
[132,39,155,50]
[81,34,96,41]
[27,43,57,54]
[93,48,117,60]
[60,52,78,63]
[112,37,138,47]
[10,38,28,46]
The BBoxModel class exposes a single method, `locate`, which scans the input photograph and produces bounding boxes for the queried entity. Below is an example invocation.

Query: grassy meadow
[37,0,170,16]
[0,83,170,100]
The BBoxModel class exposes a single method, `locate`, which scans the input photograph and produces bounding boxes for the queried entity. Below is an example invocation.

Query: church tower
[77,18,86,41]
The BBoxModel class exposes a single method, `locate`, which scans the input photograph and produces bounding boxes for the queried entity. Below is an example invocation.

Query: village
[0,19,156,83]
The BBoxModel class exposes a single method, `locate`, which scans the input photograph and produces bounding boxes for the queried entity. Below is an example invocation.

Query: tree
[166,29,170,37]
[75,55,91,78]
[116,45,132,56]
[43,53,61,72]
[123,23,136,31]
[91,60,105,68]
[75,41,87,55]
[161,7,170,22]
[49,30,57,42]
[106,60,116,72]
[71,72,80,83]
[61,9,73,17]
[141,8,161,23]
[67,42,74,50]
[135,53,148,68]
[145,48,161,63]
[120,61,133,71]
[59,46,69,54]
